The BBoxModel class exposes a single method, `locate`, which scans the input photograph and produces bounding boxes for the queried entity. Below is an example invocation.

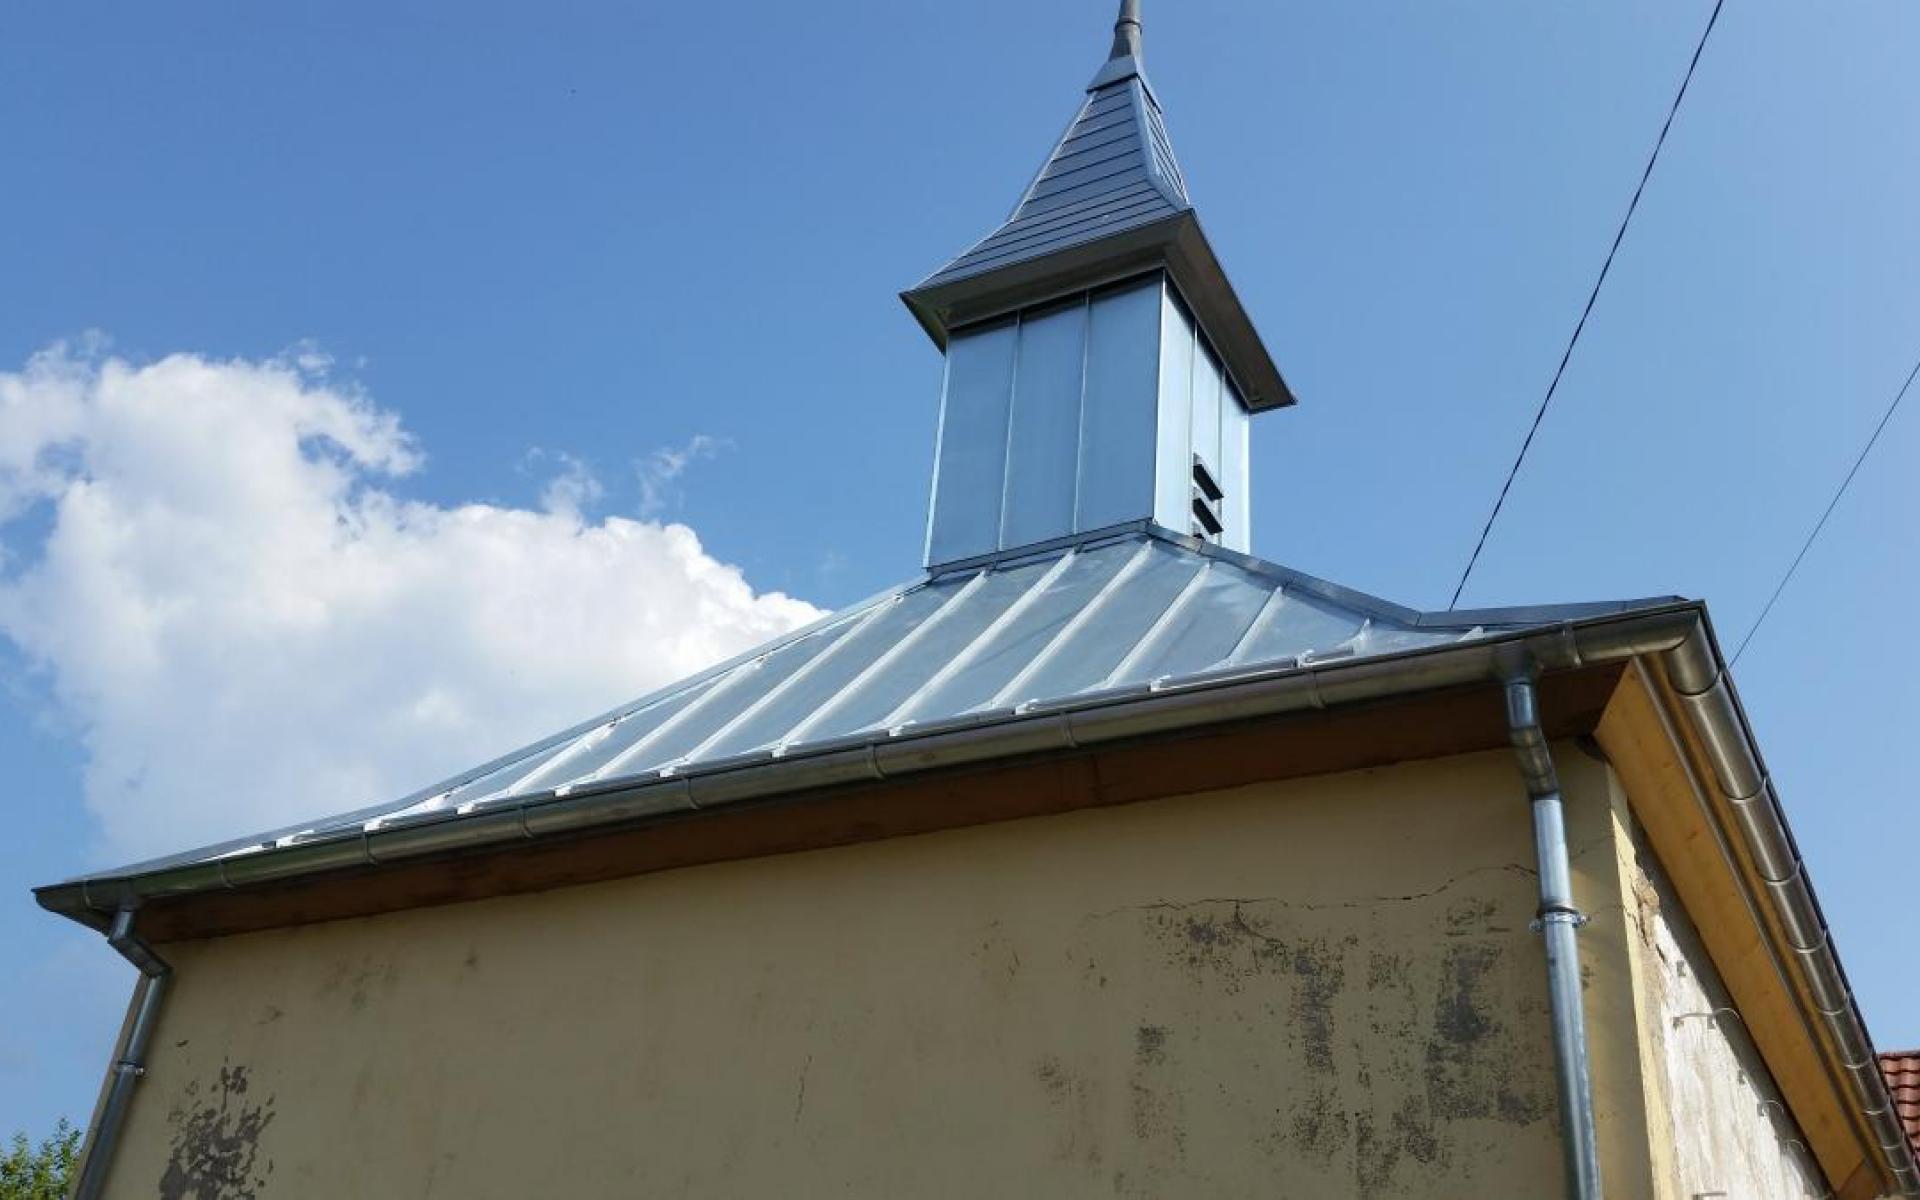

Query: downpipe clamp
[1530,905,1590,934]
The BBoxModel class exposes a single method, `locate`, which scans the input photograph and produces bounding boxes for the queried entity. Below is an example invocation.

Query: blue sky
[1,0,1915,1140]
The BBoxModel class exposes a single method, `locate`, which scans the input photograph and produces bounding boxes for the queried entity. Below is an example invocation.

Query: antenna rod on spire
[1109,0,1143,61]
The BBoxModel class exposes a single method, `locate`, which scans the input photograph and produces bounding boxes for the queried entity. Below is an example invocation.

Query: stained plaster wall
[1616,820,1828,1199]
[96,746,1658,1199]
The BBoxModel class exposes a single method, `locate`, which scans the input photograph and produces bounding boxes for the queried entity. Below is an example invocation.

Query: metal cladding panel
[695,585,950,760]
[100,532,1518,878]
[1010,539,1204,696]
[1029,150,1147,204]
[1002,301,1088,548]
[1191,343,1224,480]
[927,320,1017,565]
[1142,99,1187,196]
[1076,279,1162,530]
[773,574,982,745]
[540,677,728,783]
[806,559,1056,738]
[957,199,1168,277]
[970,182,1161,250]
[1154,289,1197,532]
[921,76,1190,290]
[1152,286,1248,550]
[1238,591,1372,663]
[645,621,863,771]
[1128,562,1273,680]
[893,541,1136,722]
[927,273,1185,567]
[1055,118,1135,159]
[432,739,580,812]
[1220,390,1251,551]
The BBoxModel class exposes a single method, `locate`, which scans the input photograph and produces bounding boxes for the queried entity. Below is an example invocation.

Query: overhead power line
[1448,0,1728,610]
[1729,353,1919,666]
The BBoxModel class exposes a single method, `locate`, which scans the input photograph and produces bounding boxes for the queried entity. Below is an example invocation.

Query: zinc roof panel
[524,676,725,791]
[1125,561,1279,681]
[640,623,863,774]
[691,584,953,761]
[895,541,1139,722]
[1235,589,1370,664]
[802,558,1056,741]
[1008,540,1204,699]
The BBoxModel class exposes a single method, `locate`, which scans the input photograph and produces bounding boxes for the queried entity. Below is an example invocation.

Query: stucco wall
[1618,822,1827,1199]
[100,747,1641,1199]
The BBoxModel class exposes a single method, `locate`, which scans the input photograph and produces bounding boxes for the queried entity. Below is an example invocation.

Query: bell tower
[904,0,1295,569]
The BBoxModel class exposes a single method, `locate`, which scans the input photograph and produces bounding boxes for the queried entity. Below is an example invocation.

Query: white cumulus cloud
[0,343,822,864]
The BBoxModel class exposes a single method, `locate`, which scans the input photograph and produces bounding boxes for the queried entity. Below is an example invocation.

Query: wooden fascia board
[1597,659,1875,1194]
[135,666,1623,944]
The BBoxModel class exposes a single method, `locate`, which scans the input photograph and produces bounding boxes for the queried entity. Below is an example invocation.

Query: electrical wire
[1448,0,1727,609]
[1729,353,1919,666]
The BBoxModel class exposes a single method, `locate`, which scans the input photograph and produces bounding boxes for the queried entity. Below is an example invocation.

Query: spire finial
[1108,0,1143,62]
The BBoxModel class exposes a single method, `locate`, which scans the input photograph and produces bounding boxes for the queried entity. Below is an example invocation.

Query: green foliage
[0,1119,81,1200]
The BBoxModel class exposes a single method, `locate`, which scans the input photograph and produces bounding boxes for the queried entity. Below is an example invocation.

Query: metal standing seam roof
[916,64,1191,292]
[87,526,1678,882]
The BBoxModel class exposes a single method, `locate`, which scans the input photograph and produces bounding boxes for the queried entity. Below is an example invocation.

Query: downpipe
[1505,672,1603,1200]
[73,907,171,1200]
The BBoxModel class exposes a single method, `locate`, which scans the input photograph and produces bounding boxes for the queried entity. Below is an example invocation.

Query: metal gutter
[1660,624,1920,1197]
[71,907,170,1200]
[1504,672,1602,1200]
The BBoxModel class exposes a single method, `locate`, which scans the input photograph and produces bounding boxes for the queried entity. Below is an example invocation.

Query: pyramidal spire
[912,1,1188,294]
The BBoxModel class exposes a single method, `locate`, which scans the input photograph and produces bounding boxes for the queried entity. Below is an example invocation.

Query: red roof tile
[1883,1050,1920,1155]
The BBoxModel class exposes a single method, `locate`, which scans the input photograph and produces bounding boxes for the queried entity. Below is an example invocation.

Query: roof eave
[35,600,1702,924]
[1650,617,1920,1195]
[900,211,1298,412]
